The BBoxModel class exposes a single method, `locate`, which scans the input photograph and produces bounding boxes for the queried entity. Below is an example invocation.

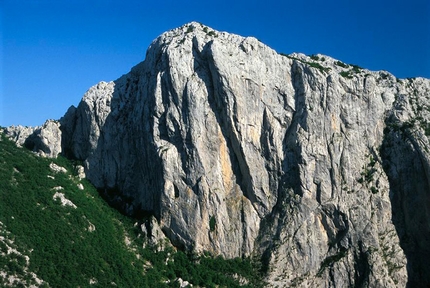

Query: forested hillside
[0,131,261,287]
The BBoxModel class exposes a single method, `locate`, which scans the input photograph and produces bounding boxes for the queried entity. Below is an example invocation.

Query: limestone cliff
[6,22,430,287]
[5,120,62,158]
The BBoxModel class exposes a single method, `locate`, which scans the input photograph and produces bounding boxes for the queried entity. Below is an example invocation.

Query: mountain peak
[153,21,224,49]
[5,23,430,287]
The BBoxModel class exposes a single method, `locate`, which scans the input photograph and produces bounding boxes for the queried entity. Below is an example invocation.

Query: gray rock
[49,162,67,174]
[140,216,172,251]
[7,22,430,287]
[5,120,62,157]
[4,125,36,146]
[75,165,86,180]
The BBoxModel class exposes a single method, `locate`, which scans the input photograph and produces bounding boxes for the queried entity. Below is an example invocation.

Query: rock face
[5,120,62,158]
[8,22,430,287]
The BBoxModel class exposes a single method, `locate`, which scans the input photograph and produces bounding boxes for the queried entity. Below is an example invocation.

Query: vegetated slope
[5,22,430,287]
[0,131,262,287]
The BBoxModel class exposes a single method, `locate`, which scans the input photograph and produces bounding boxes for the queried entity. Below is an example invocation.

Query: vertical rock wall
[7,22,430,287]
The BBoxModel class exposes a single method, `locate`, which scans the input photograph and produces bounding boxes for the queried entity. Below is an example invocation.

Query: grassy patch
[340,71,353,79]
[358,156,378,185]
[279,53,331,73]
[335,61,349,69]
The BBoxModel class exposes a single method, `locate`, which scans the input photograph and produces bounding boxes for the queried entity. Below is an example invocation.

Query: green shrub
[340,71,353,79]
[209,216,216,232]
[335,61,349,68]
[310,54,319,61]
[207,31,217,37]
[350,64,362,73]
[308,62,331,73]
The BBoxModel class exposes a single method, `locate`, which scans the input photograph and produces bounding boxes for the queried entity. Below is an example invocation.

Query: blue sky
[1,0,429,127]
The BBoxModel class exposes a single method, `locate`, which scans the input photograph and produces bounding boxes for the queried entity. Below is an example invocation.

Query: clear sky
[1,0,429,127]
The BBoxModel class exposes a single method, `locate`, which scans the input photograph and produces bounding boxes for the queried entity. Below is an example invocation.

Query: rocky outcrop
[5,120,62,158]
[8,22,430,287]
[4,125,36,146]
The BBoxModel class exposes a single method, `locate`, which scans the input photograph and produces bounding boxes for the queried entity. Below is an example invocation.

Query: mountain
[5,22,430,287]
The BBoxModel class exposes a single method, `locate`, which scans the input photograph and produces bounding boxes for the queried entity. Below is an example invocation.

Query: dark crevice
[97,186,154,220]
[353,241,370,287]
[260,108,284,208]
[380,119,430,287]
[193,40,259,212]
[316,182,322,204]
[256,60,308,275]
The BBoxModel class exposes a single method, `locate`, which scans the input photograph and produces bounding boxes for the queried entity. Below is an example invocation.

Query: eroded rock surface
[8,22,430,287]
[5,120,62,158]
